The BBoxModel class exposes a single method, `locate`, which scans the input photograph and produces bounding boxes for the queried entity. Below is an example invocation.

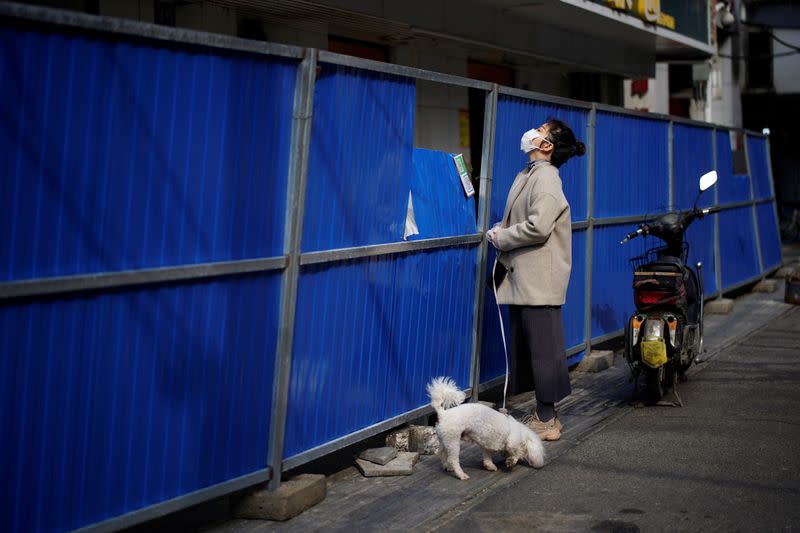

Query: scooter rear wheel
[645,365,678,402]
[645,366,665,401]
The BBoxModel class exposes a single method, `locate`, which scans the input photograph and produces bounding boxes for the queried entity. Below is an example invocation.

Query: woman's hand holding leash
[486,223,501,249]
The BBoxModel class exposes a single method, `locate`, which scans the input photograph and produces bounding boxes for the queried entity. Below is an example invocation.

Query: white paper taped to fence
[403,191,419,240]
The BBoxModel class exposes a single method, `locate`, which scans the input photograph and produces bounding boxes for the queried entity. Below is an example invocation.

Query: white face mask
[520,128,548,154]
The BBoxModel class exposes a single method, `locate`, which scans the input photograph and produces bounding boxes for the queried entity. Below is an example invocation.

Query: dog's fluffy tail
[527,434,546,469]
[427,377,466,417]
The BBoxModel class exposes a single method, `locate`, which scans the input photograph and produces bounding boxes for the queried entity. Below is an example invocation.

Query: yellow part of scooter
[641,337,668,368]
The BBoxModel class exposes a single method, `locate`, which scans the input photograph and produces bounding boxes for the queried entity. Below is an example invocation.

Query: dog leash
[491,257,510,416]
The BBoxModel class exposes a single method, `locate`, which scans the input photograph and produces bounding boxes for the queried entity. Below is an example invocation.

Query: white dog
[427,377,545,480]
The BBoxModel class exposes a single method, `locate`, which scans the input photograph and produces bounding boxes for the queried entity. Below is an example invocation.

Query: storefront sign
[607,0,676,30]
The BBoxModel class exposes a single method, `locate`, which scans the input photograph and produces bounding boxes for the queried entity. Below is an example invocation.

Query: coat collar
[502,161,552,224]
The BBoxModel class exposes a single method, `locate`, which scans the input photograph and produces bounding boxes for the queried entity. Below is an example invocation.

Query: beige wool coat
[494,161,572,306]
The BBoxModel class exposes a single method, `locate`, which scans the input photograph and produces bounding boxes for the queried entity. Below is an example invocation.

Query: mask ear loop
[492,257,510,416]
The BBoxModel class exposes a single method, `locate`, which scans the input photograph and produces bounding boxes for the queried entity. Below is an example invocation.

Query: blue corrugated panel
[480,229,587,383]
[673,125,715,210]
[591,224,651,338]
[283,257,395,458]
[0,274,281,533]
[384,248,476,413]
[284,247,475,458]
[0,27,295,282]
[491,96,589,222]
[684,214,718,296]
[594,113,669,218]
[716,130,752,204]
[719,206,761,288]
[479,249,510,382]
[301,65,415,252]
[756,203,782,270]
[564,230,587,351]
[747,136,772,200]
[409,149,476,239]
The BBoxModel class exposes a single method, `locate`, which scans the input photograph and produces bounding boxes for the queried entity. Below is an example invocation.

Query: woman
[486,118,585,441]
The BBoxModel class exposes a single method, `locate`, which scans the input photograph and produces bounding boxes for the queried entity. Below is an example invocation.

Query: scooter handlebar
[620,227,644,245]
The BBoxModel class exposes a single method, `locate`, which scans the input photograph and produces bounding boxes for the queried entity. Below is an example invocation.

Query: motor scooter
[620,171,719,402]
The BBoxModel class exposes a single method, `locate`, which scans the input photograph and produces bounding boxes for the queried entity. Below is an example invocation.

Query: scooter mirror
[699,170,718,192]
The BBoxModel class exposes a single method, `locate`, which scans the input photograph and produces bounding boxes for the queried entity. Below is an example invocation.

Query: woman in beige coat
[486,119,585,441]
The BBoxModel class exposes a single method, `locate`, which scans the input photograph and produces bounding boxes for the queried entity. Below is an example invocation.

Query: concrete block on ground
[385,428,410,452]
[358,447,398,466]
[773,266,798,279]
[231,474,325,521]
[705,298,734,314]
[752,279,778,293]
[355,452,420,477]
[409,425,440,455]
[575,350,614,373]
[786,274,800,305]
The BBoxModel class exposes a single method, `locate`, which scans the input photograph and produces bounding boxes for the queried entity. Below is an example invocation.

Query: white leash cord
[492,257,510,415]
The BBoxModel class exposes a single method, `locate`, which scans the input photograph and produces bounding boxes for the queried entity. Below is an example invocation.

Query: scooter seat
[640,256,683,273]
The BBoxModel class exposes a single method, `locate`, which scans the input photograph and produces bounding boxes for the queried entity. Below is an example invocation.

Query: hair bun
[574,141,586,157]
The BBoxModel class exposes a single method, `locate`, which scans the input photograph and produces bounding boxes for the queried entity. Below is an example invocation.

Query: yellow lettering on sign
[608,0,675,30]
[637,0,660,23]
[607,0,633,9]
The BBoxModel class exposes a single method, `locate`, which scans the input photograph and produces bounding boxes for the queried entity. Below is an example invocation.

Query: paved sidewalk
[205,248,799,533]
[431,305,800,532]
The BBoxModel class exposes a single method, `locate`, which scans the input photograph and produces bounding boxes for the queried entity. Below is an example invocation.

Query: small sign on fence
[452,153,475,198]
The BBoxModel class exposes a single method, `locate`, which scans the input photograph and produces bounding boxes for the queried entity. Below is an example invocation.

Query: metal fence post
[743,131,765,276]
[583,104,597,356]
[267,48,318,491]
[765,135,782,266]
[668,120,674,210]
[469,84,498,399]
[712,128,723,299]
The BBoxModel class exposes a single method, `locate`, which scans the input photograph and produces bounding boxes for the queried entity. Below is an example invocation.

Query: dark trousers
[509,305,571,403]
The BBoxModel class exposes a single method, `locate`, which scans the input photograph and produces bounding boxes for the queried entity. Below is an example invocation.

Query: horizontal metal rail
[318,50,493,90]
[478,374,507,393]
[717,200,758,210]
[744,129,768,138]
[282,389,472,470]
[572,221,590,231]
[498,86,593,110]
[589,328,625,346]
[0,2,303,59]
[721,272,776,294]
[589,197,777,229]
[73,468,271,533]
[763,261,783,275]
[754,197,776,205]
[0,256,287,301]
[594,102,671,122]
[591,214,652,226]
[669,114,723,129]
[299,234,482,266]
